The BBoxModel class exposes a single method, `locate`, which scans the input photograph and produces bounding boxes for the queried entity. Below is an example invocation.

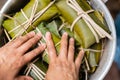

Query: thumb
[15,76,33,80]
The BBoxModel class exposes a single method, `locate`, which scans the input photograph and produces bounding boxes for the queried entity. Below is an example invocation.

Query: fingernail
[36,32,42,37]
[46,32,51,38]
[38,43,41,46]
[25,76,33,80]
[29,31,35,36]
[41,43,46,48]
[70,38,74,42]
[63,32,68,36]
[81,49,84,53]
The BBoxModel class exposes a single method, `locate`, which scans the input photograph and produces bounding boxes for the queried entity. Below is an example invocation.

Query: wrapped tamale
[86,41,102,73]
[55,0,111,48]
[2,0,112,80]
[35,22,61,63]
[28,59,48,80]
[3,0,59,38]
[25,21,61,79]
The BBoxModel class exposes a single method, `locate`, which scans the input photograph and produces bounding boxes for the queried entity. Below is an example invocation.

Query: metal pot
[0,0,116,80]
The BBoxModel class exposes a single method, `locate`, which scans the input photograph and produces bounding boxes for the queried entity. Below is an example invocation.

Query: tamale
[3,0,59,38]
[55,0,111,48]
[1,0,113,80]
[35,22,61,63]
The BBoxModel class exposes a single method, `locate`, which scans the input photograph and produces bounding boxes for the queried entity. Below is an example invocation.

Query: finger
[75,50,84,73]
[68,38,75,62]
[18,33,42,55]
[8,31,35,48]
[22,44,46,65]
[46,32,57,63]
[59,32,68,59]
[15,76,33,80]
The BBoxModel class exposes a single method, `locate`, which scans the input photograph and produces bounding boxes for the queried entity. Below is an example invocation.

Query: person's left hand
[45,32,84,80]
[0,31,46,80]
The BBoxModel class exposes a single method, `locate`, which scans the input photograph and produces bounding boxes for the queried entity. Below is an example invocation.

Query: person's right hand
[45,32,84,80]
[0,31,46,80]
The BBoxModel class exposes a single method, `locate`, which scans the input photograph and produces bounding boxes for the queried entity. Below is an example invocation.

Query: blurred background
[0,0,120,80]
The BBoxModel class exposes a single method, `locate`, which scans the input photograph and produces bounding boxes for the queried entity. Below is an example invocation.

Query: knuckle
[32,50,38,54]
[35,35,41,40]
[70,45,74,50]
[28,39,37,46]
[17,36,24,41]
[29,40,35,45]
[23,35,30,40]
[31,49,39,56]
[30,37,39,44]
[26,33,33,38]
[12,59,23,69]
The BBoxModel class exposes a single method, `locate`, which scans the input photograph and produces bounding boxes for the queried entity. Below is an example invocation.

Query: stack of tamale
[2,0,112,80]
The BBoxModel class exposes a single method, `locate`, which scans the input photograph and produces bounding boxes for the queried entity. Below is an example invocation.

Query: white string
[36,27,46,42]
[2,0,56,78]
[67,0,113,43]
[32,66,45,79]
[9,0,38,39]
[83,16,99,42]
[85,57,90,71]
[85,69,88,80]
[31,64,46,76]
[25,63,46,79]
[55,41,61,47]
[21,9,29,20]
[31,69,43,80]
[24,27,48,78]
[58,23,66,31]
[79,48,103,53]
[8,0,56,39]
[4,29,11,41]
[24,58,39,75]
[25,65,32,76]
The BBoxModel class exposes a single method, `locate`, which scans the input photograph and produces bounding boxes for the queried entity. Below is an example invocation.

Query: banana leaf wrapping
[33,20,103,79]
[2,0,112,80]
[85,41,102,73]
[3,0,59,38]
[35,22,61,63]
[55,0,110,48]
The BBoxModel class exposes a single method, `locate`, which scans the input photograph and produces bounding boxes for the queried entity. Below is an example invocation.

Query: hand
[45,32,84,80]
[0,31,46,80]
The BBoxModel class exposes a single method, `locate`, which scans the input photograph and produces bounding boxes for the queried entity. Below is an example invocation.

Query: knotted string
[15,0,56,79]
[8,0,56,39]
[3,1,55,77]
[2,0,109,79]
[25,63,46,80]
[67,0,113,43]
[24,58,46,80]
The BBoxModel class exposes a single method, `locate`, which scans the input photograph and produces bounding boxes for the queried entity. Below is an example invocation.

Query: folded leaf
[3,0,59,38]
[87,41,102,73]
[35,22,61,63]
[55,0,110,48]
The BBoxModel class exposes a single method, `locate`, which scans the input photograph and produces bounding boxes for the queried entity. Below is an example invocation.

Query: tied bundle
[2,0,113,80]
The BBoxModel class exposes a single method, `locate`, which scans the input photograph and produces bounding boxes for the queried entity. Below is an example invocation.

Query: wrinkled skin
[0,31,84,80]
[45,32,84,80]
[0,31,46,80]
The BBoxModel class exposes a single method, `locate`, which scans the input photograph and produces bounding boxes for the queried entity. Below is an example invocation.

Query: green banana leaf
[60,27,81,46]
[77,0,109,31]
[35,22,61,63]
[46,20,61,38]
[28,59,48,80]
[86,41,102,73]
[3,0,59,38]
[2,0,110,79]
[55,0,110,48]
